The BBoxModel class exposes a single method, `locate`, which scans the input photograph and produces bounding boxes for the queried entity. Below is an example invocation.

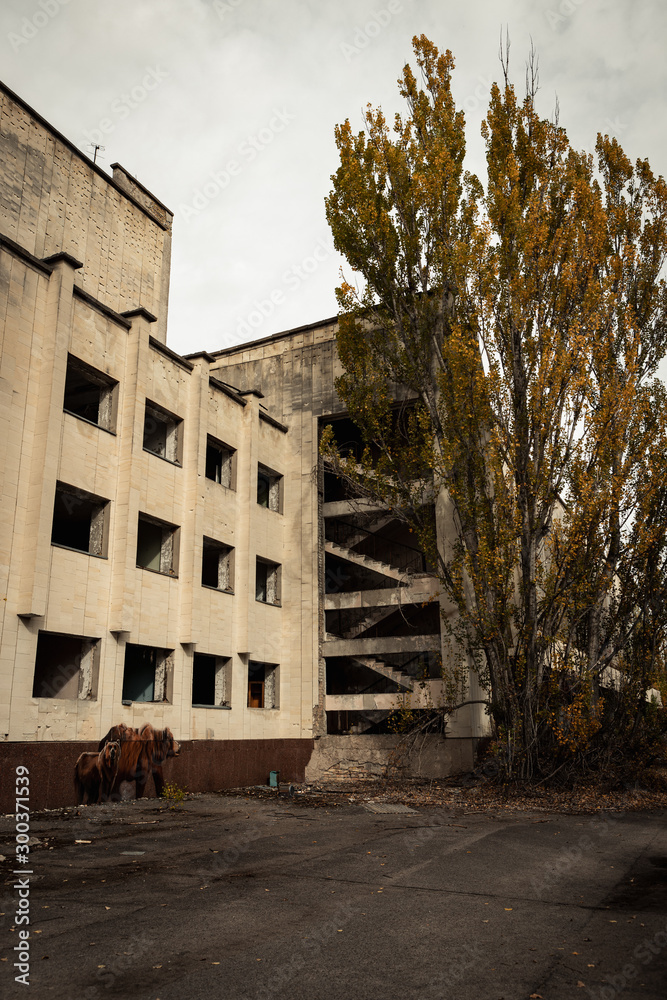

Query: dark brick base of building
[0,738,315,813]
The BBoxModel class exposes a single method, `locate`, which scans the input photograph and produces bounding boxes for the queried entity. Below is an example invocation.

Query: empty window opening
[143,401,183,464]
[202,538,234,592]
[192,653,231,707]
[32,631,100,700]
[255,558,281,605]
[257,464,282,511]
[247,661,279,709]
[63,355,117,431]
[51,483,109,556]
[136,514,179,576]
[205,436,235,488]
[122,643,173,703]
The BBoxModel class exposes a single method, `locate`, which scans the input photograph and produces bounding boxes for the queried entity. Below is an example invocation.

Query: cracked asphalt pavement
[1,792,666,999]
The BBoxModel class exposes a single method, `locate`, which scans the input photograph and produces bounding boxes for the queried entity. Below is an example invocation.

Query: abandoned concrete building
[0,82,489,810]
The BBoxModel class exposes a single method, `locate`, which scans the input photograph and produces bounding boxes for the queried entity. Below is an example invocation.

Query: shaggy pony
[74,741,120,804]
[98,723,180,798]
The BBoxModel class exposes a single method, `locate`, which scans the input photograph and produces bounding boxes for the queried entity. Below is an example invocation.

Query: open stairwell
[343,604,398,640]
[324,539,409,582]
[349,656,414,691]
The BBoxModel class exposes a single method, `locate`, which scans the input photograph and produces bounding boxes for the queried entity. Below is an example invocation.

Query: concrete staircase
[344,605,398,640]
[324,540,408,582]
[350,656,414,691]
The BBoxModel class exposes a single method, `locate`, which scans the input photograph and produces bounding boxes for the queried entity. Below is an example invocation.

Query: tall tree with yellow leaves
[323,35,667,779]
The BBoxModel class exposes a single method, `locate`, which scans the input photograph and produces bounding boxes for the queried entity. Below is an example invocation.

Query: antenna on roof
[88,143,105,164]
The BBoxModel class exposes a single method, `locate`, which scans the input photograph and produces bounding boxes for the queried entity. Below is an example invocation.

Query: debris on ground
[220,774,667,814]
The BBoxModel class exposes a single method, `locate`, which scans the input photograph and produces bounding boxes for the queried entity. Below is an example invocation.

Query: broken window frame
[255,557,281,606]
[32,631,100,701]
[205,435,236,489]
[192,652,232,708]
[63,354,118,433]
[247,660,279,709]
[143,400,183,465]
[51,482,110,558]
[201,537,234,593]
[136,513,180,577]
[121,642,174,704]
[257,463,283,513]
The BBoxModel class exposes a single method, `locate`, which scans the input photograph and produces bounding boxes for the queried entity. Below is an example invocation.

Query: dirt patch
[218,775,667,814]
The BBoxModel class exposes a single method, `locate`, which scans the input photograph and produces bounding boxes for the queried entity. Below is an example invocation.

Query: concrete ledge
[325,679,446,711]
[73,285,132,329]
[324,578,439,610]
[323,635,441,656]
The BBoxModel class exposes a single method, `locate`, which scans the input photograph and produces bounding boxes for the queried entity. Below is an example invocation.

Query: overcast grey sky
[1,0,665,357]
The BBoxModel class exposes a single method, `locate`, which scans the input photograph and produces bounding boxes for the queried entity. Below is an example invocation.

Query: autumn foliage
[323,35,667,781]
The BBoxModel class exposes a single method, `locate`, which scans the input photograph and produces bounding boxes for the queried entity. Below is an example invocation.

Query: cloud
[0,0,664,355]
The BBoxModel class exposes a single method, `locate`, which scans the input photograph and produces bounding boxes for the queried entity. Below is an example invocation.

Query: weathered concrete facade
[0,83,488,809]
[0,84,318,809]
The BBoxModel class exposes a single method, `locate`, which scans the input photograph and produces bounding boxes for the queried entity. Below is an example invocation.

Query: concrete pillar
[18,253,83,616]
